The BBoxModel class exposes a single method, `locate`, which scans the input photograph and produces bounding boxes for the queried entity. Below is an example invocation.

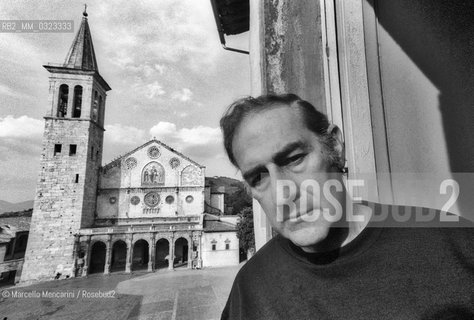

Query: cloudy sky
[0,0,249,203]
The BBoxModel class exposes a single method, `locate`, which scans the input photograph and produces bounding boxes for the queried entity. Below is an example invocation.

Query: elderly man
[220,94,474,320]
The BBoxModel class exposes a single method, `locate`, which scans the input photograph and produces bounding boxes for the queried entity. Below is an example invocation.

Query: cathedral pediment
[100,139,205,189]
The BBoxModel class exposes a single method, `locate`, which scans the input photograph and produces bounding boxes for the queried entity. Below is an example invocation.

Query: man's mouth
[285,209,321,223]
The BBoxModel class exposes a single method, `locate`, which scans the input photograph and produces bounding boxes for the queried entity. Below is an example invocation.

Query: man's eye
[249,173,268,188]
[283,154,305,166]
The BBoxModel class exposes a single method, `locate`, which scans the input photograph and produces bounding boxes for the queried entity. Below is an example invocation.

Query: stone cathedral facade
[20,11,238,284]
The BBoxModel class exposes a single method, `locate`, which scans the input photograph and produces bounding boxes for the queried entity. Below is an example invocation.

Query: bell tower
[21,8,111,283]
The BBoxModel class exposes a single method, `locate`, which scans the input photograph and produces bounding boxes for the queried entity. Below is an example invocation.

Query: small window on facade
[96,150,99,160]
[225,243,230,250]
[75,174,79,183]
[54,144,62,155]
[69,144,77,156]
[212,244,216,251]
[91,146,94,160]
[72,85,82,118]
[57,84,69,117]
[186,195,194,203]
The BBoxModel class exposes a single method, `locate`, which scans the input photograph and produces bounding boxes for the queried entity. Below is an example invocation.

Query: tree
[236,207,255,256]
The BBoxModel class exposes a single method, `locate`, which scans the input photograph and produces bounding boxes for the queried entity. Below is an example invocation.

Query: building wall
[249,0,328,250]
[365,0,474,217]
[201,232,239,267]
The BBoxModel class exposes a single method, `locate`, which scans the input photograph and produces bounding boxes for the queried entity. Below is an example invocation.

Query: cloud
[0,83,18,97]
[150,121,221,146]
[171,88,193,102]
[102,121,226,169]
[104,124,147,145]
[131,81,166,100]
[122,63,166,79]
[0,115,43,138]
[149,121,224,161]
[0,116,43,195]
[96,0,220,73]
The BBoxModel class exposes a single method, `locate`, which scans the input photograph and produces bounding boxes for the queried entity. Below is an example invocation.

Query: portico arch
[174,237,189,267]
[111,240,127,272]
[89,241,106,274]
[132,239,149,271]
[155,238,170,269]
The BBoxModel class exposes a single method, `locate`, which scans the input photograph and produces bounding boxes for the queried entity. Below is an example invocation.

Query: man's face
[232,105,345,251]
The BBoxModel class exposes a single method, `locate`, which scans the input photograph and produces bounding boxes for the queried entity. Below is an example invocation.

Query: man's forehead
[231,106,311,169]
[238,105,304,134]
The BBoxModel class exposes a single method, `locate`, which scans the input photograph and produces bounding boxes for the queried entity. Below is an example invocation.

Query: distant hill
[0,200,34,214]
[206,176,243,194]
[206,176,252,215]
[0,208,33,218]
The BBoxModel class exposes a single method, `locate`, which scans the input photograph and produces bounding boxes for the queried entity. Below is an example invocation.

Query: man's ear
[327,124,345,167]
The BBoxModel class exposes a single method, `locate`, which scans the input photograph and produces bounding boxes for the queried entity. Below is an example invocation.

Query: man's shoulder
[235,235,289,281]
[361,200,474,228]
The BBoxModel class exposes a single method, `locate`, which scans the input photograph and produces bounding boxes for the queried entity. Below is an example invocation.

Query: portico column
[168,235,175,270]
[72,234,80,277]
[198,233,203,268]
[187,235,192,269]
[67,83,74,118]
[148,233,156,272]
[82,235,92,277]
[104,234,112,275]
[125,235,133,273]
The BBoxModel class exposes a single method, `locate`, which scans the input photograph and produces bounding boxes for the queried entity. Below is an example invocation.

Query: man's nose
[268,166,299,204]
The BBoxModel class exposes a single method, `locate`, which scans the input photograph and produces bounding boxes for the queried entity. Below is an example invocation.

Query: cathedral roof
[102,138,205,171]
[63,8,99,71]
[0,216,31,233]
[203,214,237,232]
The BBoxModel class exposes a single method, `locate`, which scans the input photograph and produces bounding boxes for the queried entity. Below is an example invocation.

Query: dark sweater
[222,210,474,319]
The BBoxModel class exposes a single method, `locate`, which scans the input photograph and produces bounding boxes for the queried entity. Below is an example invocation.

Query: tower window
[54,144,62,155]
[92,91,98,121]
[98,95,103,124]
[75,174,79,183]
[91,146,94,160]
[72,85,82,118]
[69,144,77,156]
[57,84,69,118]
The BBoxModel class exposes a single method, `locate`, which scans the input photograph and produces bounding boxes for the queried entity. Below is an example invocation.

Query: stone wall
[21,117,103,283]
